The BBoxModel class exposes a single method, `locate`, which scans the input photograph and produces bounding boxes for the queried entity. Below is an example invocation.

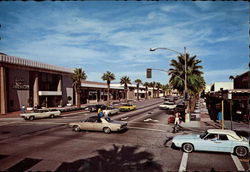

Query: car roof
[207,129,241,140]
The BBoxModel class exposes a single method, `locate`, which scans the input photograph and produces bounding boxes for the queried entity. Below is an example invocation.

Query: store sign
[13,78,29,90]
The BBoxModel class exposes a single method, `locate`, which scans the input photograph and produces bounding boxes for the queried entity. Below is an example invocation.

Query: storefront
[0,53,73,114]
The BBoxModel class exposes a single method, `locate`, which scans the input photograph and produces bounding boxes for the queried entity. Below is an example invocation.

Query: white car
[20,109,61,120]
[103,106,119,116]
[159,101,177,110]
[69,116,127,134]
[172,129,249,157]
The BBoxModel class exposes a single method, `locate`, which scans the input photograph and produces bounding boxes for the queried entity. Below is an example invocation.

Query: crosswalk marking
[0,155,23,171]
[231,154,245,171]
[179,152,188,172]
[128,126,167,133]
[28,159,62,171]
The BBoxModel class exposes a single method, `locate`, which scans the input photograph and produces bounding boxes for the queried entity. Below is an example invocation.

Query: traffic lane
[0,122,64,142]
[126,108,174,132]
[186,152,238,171]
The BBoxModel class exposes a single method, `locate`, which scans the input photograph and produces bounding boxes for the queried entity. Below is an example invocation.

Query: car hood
[174,134,200,140]
[111,120,127,125]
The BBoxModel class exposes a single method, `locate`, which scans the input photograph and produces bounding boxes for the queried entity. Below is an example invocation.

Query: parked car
[85,104,107,112]
[20,109,61,120]
[159,101,177,110]
[103,106,119,116]
[69,116,127,134]
[119,103,136,112]
[172,129,249,157]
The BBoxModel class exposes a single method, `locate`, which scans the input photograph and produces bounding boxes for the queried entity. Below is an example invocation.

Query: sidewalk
[180,98,250,137]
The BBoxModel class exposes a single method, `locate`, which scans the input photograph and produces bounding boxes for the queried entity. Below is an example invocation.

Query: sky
[0,1,249,85]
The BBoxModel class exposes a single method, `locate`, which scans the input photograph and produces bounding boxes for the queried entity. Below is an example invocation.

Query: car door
[92,118,104,131]
[196,133,220,152]
[80,118,95,130]
[214,134,232,152]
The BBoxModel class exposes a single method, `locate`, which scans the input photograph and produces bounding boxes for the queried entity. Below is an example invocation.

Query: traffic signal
[146,68,152,78]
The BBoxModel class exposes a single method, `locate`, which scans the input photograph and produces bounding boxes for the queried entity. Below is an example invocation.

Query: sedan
[103,106,119,116]
[20,109,61,120]
[159,101,177,110]
[85,104,107,112]
[69,116,127,134]
[172,129,249,157]
[119,103,136,112]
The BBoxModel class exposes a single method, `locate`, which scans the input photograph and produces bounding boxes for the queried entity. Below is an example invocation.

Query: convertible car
[172,129,249,157]
[20,109,61,120]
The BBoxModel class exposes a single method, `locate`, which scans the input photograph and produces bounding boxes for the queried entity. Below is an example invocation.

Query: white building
[210,82,234,92]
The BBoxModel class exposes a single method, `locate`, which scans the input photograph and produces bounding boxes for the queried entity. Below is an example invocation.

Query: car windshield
[164,102,174,105]
[200,131,208,139]
[105,117,113,122]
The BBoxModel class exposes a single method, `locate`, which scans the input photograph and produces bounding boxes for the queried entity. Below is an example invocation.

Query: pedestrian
[98,109,104,119]
[21,105,25,113]
[217,111,222,125]
[174,111,180,126]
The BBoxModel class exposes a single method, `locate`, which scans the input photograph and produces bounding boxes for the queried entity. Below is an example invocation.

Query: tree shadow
[56,144,163,172]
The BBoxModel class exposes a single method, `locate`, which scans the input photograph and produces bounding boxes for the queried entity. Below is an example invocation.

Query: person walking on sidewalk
[217,111,222,125]
[173,111,182,133]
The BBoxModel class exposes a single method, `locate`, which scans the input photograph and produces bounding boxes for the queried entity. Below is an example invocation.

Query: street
[0,99,248,171]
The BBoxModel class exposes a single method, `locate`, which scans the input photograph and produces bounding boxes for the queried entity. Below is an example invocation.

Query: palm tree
[71,68,87,108]
[155,82,162,97]
[101,71,115,106]
[143,82,150,99]
[120,76,131,102]
[149,81,156,98]
[169,53,204,95]
[134,79,142,101]
[229,75,234,80]
[169,53,205,112]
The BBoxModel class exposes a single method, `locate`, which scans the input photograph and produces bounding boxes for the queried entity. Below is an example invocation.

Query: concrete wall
[62,75,73,105]
[7,68,30,111]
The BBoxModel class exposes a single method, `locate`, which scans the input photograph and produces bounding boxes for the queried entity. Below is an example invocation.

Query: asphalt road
[0,98,249,171]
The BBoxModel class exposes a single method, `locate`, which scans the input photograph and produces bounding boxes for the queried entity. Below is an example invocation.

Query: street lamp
[149,47,189,122]
[149,47,187,100]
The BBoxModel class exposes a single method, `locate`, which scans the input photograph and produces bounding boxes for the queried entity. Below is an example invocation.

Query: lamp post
[150,47,189,122]
[149,47,187,100]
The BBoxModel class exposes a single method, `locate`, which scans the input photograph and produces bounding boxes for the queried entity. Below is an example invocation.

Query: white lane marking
[129,121,168,126]
[179,152,189,172]
[231,154,245,171]
[128,126,166,133]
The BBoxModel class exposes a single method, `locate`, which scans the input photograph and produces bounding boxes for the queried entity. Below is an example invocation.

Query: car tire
[235,146,248,157]
[29,116,35,121]
[182,143,194,153]
[73,125,81,132]
[50,114,55,118]
[103,127,111,134]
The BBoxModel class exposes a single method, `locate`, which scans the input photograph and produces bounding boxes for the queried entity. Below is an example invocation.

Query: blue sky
[0,1,249,85]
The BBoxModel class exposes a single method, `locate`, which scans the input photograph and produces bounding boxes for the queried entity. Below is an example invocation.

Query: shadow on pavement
[55,144,163,172]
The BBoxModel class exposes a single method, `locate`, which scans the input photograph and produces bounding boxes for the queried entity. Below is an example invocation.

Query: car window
[86,118,96,122]
[204,134,218,140]
[219,134,228,140]
[96,118,102,123]
[105,117,113,122]
[200,132,208,139]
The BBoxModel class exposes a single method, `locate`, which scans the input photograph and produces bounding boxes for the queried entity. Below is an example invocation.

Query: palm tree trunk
[76,91,81,108]
[137,86,139,101]
[107,84,110,106]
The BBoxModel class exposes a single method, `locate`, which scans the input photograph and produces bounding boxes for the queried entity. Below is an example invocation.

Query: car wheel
[50,114,55,118]
[235,146,248,157]
[103,127,111,134]
[73,125,81,132]
[29,116,35,121]
[182,143,194,153]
